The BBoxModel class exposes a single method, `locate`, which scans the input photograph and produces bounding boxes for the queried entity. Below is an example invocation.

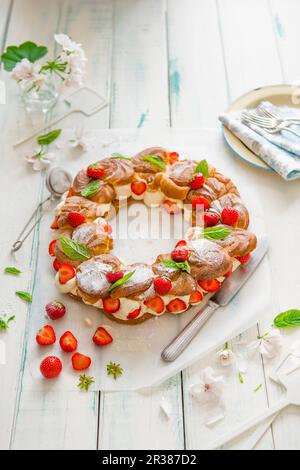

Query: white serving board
[23,128,271,391]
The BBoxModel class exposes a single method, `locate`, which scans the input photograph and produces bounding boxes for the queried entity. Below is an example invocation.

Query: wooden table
[1,0,300,450]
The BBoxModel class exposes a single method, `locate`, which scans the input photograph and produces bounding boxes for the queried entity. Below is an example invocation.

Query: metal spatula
[14,87,108,147]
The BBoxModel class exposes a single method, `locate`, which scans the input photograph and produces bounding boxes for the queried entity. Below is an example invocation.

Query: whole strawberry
[45,301,66,320]
[221,206,239,226]
[67,211,86,228]
[87,163,105,179]
[40,356,62,379]
[154,277,172,295]
[106,271,124,284]
[189,173,204,190]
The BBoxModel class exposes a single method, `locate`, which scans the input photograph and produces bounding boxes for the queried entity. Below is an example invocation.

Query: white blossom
[11,58,46,89]
[69,127,95,152]
[247,328,283,359]
[25,147,56,171]
[190,367,225,405]
[217,345,235,367]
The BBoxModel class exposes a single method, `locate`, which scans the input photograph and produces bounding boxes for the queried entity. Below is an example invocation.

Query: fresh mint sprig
[59,236,91,262]
[142,155,166,170]
[274,309,300,329]
[37,129,61,146]
[15,291,32,303]
[108,271,135,293]
[4,267,22,275]
[161,259,190,273]
[0,316,15,331]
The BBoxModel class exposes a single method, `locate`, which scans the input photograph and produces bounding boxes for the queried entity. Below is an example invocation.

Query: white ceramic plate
[223,84,300,171]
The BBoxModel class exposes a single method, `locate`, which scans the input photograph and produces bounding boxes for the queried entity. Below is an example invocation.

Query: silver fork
[259,105,300,124]
[242,111,300,138]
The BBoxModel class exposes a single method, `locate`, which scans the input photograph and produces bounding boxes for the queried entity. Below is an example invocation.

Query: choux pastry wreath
[48,147,257,325]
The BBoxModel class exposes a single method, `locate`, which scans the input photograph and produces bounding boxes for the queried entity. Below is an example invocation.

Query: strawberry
[67,187,75,198]
[72,352,91,371]
[171,247,189,262]
[221,206,239,226]
[104,223,112,235]
[46,300,66,320]
[48,239,57,257]
[175,240,187,248]
[168,151,179,165]
[103,297,120,314]
[204,212,219,227]
[192,196,210,211]
[127,307,141,319]
[189,290,203,304]
[93,327,113,346]
[58,263,76,285]
[53,258,61,272]
[224,265,233,278]
[198,279,221,292]
[67,211,86,227]
[36,325,56,346]
[163,200,182,215]
[189,173,204,190]
[106,271,124,284]
[237,253,251,264]
[40,356,62,379]
[166,298,187,313]
[154,277,172,295]
[144,296,165,314]
[50,217,59,229]
[131,181,147,196]
[87,163,105,179]
[60,331,78,352]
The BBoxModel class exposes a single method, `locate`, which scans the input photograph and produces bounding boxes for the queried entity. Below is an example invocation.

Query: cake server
[161,236,269,362]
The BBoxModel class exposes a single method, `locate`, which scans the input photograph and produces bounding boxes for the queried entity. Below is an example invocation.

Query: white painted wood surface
[0,0,299,450]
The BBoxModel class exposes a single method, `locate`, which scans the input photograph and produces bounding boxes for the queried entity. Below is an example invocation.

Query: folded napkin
[219,101,300,180]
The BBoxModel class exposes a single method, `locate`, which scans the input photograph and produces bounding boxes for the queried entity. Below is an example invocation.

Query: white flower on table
[190,367,225,405]
[216,343,235,367]
[11,58,46,90]
[54,33,87,93]
[247,328,283,359]
[69,127,95,152]
[25,147,56,171]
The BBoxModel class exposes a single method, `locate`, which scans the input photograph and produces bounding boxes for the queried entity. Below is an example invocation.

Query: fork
[259,105,300,124]
[242,111,300,138]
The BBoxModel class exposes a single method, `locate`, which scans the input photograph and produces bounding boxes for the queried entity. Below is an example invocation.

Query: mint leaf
[0,316,15,331]
[108,271,135,293]
[1,41,48,71]
[161,259,190,273]
[4,267,22,275]
[81,180,101,198]
[203,225,231,241]
[142,155,166,170]
[111,153,132,160]
[195,159,209,177]
[15,291,32,302]
[37,129,61,146]
[60,236,91,262]
[274,309,300,328]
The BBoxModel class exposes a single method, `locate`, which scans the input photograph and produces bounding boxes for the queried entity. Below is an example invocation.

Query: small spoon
[11,167,72,252]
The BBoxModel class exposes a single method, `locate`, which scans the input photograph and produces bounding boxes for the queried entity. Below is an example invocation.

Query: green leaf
[142,155,166,170]
[194,159,209,177]
[106,362,123,380]
[59,236,91,262]
[0,316,15,331]
[37,129,61,146]
[15,291,32,302]
[108,271,135,293]
[81,180,101,198]
[78,374,94,391]
[1,41,48,71]
[111,153,132,160]
[4,267,22,275]
[274,309,300,329]
[238,372,244,384]
[161,259,190,273]
[203,225,231,241]
[254,384,263,393]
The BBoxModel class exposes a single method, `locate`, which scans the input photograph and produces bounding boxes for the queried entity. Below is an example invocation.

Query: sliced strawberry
[192,196,210,211]
[167,298,187,313]
[224,265,233,278]
[163,200,182,215]
[127,307,141,319]
[67,211,86,227]
[204,212,219,227]
[168,151,179,165]
[106,271,124,284]
[72,353,91,371]
[198,279,221,292]
[36,325,56,346]
[189,173,204,190]
[53,258,61,272]
[58,263,76,285]
[104,223,112,235]
[59,331,78,352]
[40,356,62,379]
[237,253,251,264]
[189,290,203,304]
[171,247,189,262]
[93,327,113,346]
[221,206,239,226]
[175,239,187,248]
[131,181,147,196]
[144,296,165,314]
[154,277,172,295]
[46,300,66,320]
[87,163,105,179]
[50,217,59,230]
[67,187,75,197]
[103,297,120,314]
[48,239,57,257]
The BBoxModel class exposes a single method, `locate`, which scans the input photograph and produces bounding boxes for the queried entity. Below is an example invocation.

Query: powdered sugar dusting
[77,260,111,295]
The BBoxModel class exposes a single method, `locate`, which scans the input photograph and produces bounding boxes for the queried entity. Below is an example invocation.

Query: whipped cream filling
[55,272,76,294]
[115,184,132,200]
[144,190,165,207]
